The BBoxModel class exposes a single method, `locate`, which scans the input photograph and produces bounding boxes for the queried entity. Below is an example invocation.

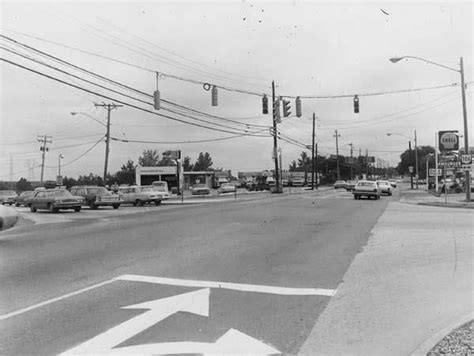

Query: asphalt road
[0,188,392,355]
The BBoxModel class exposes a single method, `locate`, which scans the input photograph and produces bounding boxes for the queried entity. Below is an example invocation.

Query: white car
[376,180,392,196]
[353,180,381,200]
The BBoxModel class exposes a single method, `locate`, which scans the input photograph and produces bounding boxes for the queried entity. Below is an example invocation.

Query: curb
[411,312,474,356]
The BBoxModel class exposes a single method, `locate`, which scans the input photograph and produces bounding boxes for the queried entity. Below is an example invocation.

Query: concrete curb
[411,313,474,356]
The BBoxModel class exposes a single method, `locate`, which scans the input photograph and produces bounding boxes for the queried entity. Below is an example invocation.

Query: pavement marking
[116,274,337,296]
[0,279,116,321]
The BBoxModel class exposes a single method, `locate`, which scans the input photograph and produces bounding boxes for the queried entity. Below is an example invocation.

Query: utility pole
[311,113,316,190]
[271,81,281,193]
[334,130,341,180]
[349,143,354,180]
[414,130,419,189]
[409,140,414,189]
[315,143,318,189]
[365,149,369,177]
[38,135,52,185]
[94,102,123,184]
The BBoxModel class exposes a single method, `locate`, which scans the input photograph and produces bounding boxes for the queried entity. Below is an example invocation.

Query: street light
[70,112,107,127]
[387,131,418,189]
[389,55,470,201]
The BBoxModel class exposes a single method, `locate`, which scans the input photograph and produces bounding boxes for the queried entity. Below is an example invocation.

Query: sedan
[353,181,380,200]
[0,190,18,206]
[191,184,211,195]
[14,191,35,207]
[376,180,392,196]
[334,180,347,189]
[27,189,84,213]
[218,184,236,194]
[345,180,357,191]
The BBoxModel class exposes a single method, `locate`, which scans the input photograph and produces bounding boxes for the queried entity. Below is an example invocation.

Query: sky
[0,0,472,182]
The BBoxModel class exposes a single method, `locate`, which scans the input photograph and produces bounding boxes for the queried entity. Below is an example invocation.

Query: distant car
[345,180,357,191]
[353,181,380,200]
[191,184,211,195]
[266,177,276,187]
[118,186,162,206]
[282,179,289,187]
[218,184,236,194]
[291,178,305,187]
[0,190,17,205]
[140,185,170,200]
[27,189,84,213]
[376,180,392,196]
[389,179,397,188]
[334,180,347,189]
[14,191,35,207]
[70,186,122,209]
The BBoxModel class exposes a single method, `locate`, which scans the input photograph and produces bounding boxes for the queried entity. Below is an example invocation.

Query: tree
[114,159,136,185]
[193,152,213,171]
[397,145,435,178]
[62,176,78,189]
[138,149,160,167]
[157,150,177,166]
[289,160,297,172]
[16,177,33,192]
[77,173,104,186]
[182,156,194,171]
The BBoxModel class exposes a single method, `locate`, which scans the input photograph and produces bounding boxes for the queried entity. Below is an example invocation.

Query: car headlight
[56,200,62,203]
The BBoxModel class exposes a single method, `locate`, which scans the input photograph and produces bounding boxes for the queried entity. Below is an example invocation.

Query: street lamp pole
[389,55,470,201]
[58,154,64,177]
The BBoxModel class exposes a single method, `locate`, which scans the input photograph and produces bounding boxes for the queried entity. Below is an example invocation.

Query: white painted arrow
[60,288,210,355]
[103,328,280,355]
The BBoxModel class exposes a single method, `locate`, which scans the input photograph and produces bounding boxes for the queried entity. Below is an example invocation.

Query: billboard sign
[439,131,459,151]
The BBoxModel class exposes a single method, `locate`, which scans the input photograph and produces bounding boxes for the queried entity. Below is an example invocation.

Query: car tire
[15,202,20,207]
[155,200,161,206]
[48,203,54,213]
[30,206,37,212]
[136,199,144,207]
[112,204,120,209]
[74,207,81,212]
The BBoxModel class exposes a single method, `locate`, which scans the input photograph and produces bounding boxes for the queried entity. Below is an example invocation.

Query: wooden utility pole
[94,103,123,183]
[37,135,52,185]
[334,130,341,180]
[311,113,316,190]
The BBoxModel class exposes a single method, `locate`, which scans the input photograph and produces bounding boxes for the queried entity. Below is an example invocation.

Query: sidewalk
[399,186,474,209]
[299,187,473,355]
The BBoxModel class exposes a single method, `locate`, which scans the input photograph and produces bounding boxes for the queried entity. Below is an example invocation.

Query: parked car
[218,184,236,194]
[376,180,392,196]
[191,184,211,195]
[14,191,35,207]
[141,185,169,200]
[27,189,84,213]
[334,180,347,189]
[291,178,305,187]
[345,180,357,191]
[353,180,380,200]
[70,186,122,209]
[389,179,397,188]
[282,179,289,187]
[151,181,171,200]
[0,190,18,205]
[118,186,162,206]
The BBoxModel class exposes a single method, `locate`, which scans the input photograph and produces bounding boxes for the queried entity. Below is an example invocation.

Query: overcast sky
[1,0,472,181]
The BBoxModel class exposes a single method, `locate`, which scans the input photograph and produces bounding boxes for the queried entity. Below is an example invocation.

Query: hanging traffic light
[211,85,218,106]
[273,98,281,123]
[353,95,359,113]
[295,96,302,117]
[282,99,291,117]
[154,90,160,110]
[262,94,268,114]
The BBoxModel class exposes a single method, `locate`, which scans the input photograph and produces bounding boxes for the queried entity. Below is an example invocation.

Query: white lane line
[0,279,116,321]
[117,274,337,297]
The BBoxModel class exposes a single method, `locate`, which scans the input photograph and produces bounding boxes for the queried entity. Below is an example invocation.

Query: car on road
[218,183,236,194]
[334,180,347,189]
[1,190,17,205]
[345,180,357,191]
[191,184,211,195]
[282,179,289,187]
[291,178,305,187]
[118,186,162,206]
[14,191,35,207]
[27,188,84,213]
[376,180,392,196]
[151,181,171,200]
[70,186,122,209]
[389,179,397,188]
[353,180,381,200]
[140,185,170,200]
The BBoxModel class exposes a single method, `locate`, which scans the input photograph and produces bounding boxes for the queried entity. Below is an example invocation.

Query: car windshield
[377,181,389,185]
[358,182,375,187]
[140,186,156,192]
[47,190,73,197]
[89,187,109,195]
[195,184,207,188]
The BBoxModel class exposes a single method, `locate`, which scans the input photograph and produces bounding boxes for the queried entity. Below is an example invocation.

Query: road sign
[460,154,472,165]
[163,150,181,160]
[408,166,413,173]
[429,168,442,176]
[56,175,63,186]
[439,131,459,151]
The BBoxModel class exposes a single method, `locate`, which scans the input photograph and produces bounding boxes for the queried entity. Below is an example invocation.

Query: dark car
[26,189,84,213]
[15,191,35,207]
[70,186,122,209]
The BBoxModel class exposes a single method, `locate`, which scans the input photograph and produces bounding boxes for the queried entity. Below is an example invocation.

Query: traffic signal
[211,85,218,106]
[262,94,268,114]
[273,99,281,123]
[153,90,160,110]
[353,95,359,113]
[282,99,291,117]
[295,96,302,117]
